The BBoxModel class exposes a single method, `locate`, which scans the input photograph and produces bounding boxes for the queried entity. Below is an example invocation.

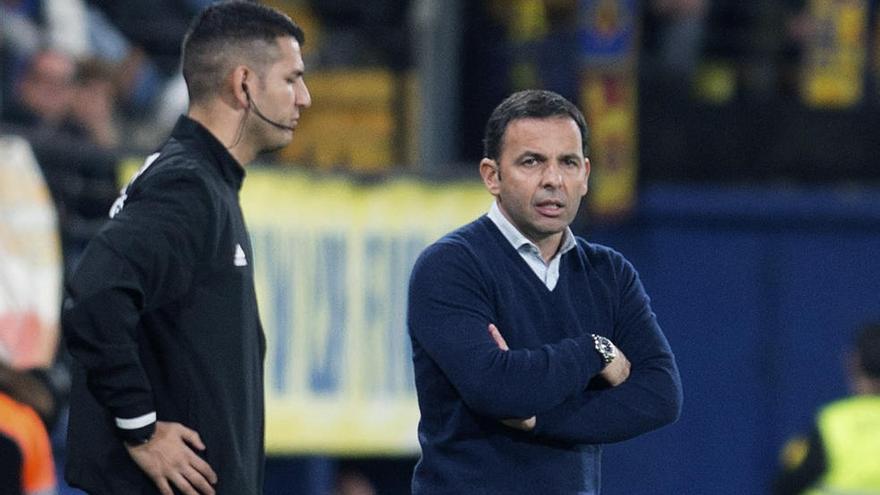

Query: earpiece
[241,81,295,131]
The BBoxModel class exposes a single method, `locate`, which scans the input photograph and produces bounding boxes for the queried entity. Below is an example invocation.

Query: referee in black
[62,2,310,494]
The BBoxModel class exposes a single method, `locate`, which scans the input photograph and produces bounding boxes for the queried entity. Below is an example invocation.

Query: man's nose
[541,162,563,187]
[297,80,312,108]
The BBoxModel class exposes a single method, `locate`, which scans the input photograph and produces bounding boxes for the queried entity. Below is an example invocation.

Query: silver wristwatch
[591,334,616,365]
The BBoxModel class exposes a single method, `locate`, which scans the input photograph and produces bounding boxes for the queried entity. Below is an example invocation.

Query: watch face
[604,342,616,362]
[600,343,612,362]
[592,334,615,363]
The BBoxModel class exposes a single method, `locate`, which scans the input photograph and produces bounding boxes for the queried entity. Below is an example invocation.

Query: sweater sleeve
[62,167,213,442]
[408,240,605,419]
[531,255,683,444]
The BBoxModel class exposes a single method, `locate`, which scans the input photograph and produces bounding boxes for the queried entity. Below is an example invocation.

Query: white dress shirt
[487,201,576,291]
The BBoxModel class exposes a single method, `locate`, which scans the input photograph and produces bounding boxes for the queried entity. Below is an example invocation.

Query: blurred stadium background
[2,0,880,493]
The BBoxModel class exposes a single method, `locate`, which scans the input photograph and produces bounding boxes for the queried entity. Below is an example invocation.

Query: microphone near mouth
[243,84,296,132]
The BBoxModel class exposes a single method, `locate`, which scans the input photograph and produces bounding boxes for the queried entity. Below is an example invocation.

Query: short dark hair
[855,321,880,379]
[181,1,305,103]
[483,89,589,160]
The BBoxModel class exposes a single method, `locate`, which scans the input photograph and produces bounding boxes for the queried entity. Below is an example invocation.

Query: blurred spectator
[4,49,76,132]
[0,363,58,428]
[334,469,377,495]
[0,392,57,495]
[1,0,193,149]
[2,49,120,270]
[4,49,121,150]
[650,0,708,59]
[69,57,119,149]
[642,0,708,91]
[85,0,200,75]
[495,0,582,100]
[82,3,189,148]
[309,0,411,68]
[1,0,90,116]
[535,0,580,100]
[776,0,814,98]
[0,363,59,495]
[773,321,880,494]
[460,0,580,163]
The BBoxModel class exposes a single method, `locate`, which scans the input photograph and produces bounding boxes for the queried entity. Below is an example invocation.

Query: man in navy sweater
[407,89,682,494]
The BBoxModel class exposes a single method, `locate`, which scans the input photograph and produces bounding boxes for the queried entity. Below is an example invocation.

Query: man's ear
[480,158,501,196]
[230,66,250,108]
[580,157,591,196]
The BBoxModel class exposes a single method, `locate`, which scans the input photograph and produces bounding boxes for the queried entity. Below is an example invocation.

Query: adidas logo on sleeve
[234,244,248,267]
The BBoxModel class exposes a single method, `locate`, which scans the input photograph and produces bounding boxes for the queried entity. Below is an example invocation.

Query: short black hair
[181,1,305,103]
[483,89,589,160]
[855,321,880,379]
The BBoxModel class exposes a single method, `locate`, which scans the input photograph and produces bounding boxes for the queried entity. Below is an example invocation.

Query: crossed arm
[492,317,681,445]
[495,275,682,444]
[489,323,632,432]
[408,243,612,420]
[408,240,682,445]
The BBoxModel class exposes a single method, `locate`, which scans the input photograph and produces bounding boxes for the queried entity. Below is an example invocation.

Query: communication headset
[242,82,295,131]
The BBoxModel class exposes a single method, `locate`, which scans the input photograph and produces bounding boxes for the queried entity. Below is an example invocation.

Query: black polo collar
[170,115,245,190]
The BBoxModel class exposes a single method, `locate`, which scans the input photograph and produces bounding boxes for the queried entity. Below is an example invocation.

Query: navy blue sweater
[407,216,682,494]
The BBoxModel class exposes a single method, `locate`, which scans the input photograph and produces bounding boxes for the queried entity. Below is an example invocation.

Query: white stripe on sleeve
[115,412,157,430]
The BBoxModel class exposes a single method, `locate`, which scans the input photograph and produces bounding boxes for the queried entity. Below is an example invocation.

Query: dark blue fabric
[0,432,23,495]
[408,216,682,495]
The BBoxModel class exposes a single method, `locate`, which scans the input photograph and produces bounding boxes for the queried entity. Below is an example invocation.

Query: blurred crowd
[0,0,207,151]
[0,0,410,154]
[0,0,415,258]
[643,0,880,107]
[0,0,216,274]
[5,0,880,178]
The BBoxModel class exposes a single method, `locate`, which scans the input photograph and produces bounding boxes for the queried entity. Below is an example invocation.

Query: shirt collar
[487,201,576,259]
[170,115,246,190]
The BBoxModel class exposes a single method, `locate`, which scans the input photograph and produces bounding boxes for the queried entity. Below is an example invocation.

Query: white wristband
[115,412,157,430]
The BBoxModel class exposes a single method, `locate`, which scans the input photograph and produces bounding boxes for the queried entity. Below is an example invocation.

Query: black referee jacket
[62,116,266,494]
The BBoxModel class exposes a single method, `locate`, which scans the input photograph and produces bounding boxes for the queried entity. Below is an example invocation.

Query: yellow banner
[801,0,869,107]
[581,73,638,218]
[0,136,62,368]
[578,0,640,218]
[242,169,488,455]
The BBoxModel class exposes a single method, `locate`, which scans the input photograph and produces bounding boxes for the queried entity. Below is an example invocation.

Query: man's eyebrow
[514,150,547,161]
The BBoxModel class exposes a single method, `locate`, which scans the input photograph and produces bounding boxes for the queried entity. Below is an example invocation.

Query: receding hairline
[502,115,584,139]
[483,90,589,160]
